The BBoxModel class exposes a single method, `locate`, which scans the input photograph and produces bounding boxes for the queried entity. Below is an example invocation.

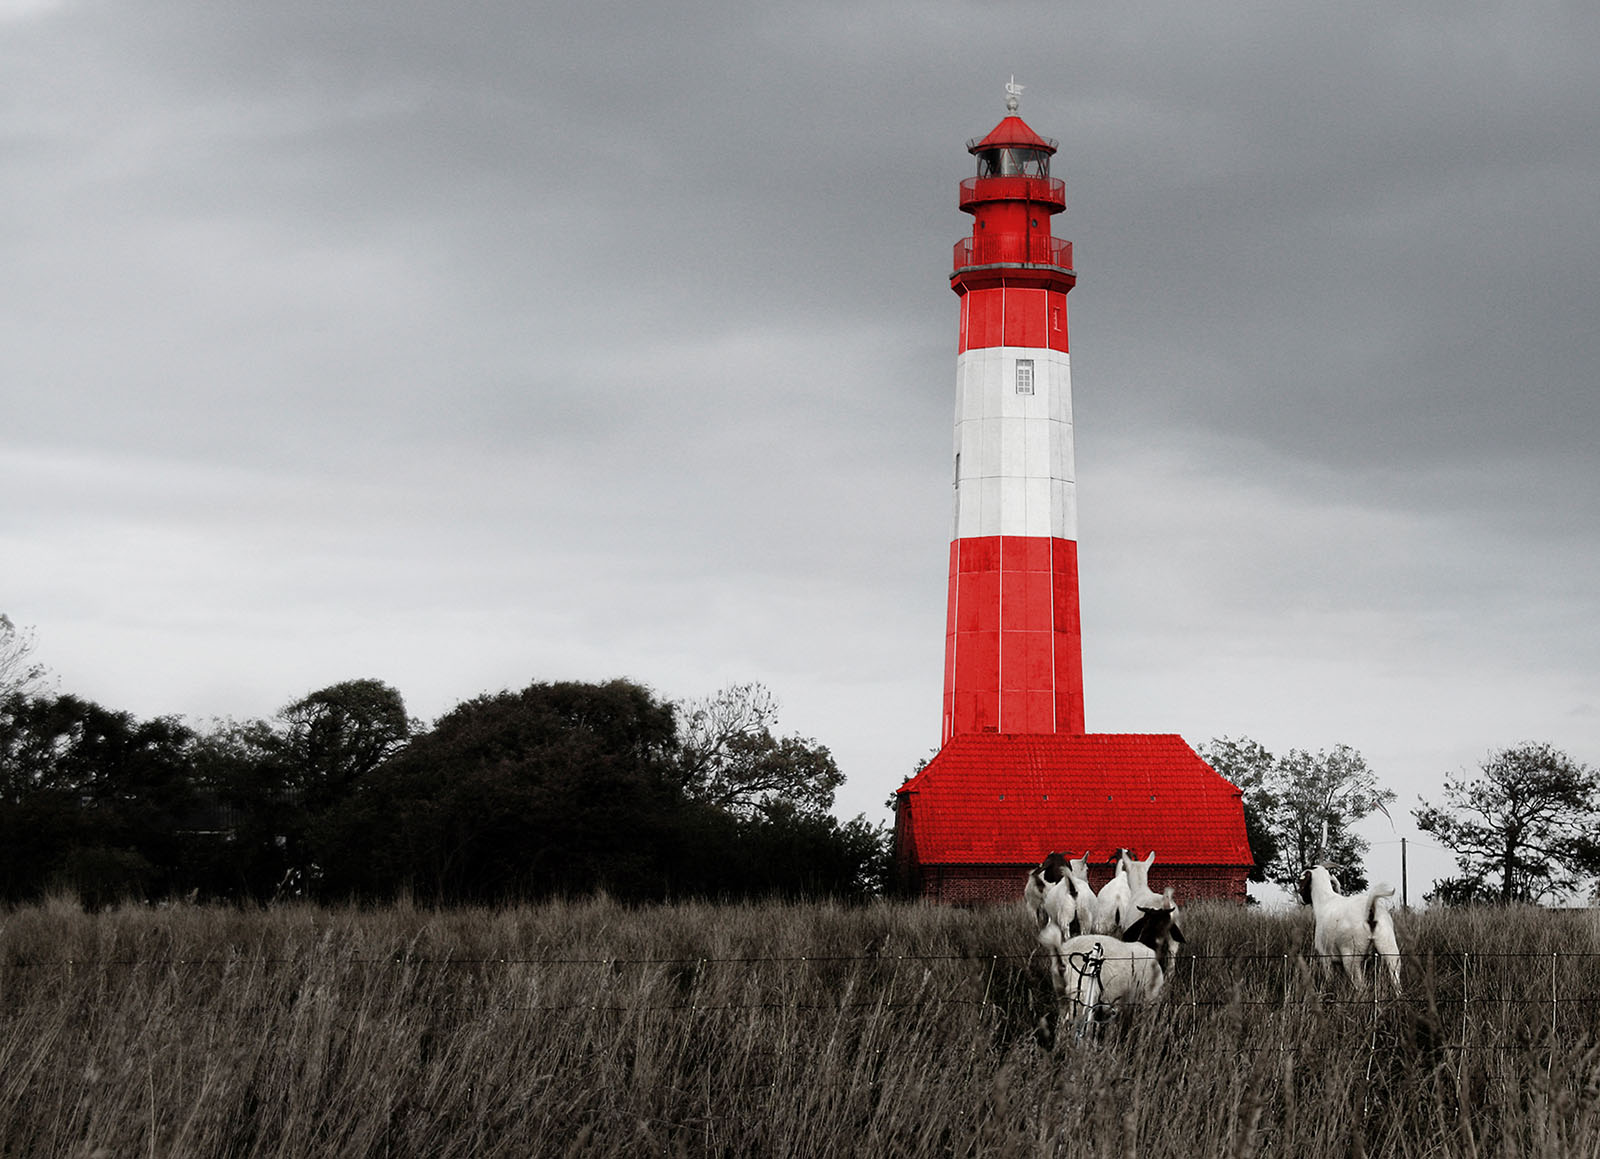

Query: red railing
[958,175,1066,211]
[953,236,1072,272]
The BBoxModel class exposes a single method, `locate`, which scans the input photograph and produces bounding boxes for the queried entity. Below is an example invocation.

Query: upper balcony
[953,235,1072,273]
[958,175,1066,213]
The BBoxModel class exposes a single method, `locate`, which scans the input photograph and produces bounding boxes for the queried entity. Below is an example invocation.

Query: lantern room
[954,94,1070,275]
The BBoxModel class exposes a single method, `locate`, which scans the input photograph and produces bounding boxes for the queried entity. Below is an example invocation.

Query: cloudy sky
[5,0,1598,898]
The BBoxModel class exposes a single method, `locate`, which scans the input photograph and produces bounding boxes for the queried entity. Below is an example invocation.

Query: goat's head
[1038,851,1068,884]
[1296,864,1342,905]
[1121,888,1182,947]
[1068,851,1090,880]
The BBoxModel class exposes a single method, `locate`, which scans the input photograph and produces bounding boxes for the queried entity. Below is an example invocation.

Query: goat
[1026,851,1099,934]
[1093,848,1157,934]
[1042,889,1184,1035]
[1297,864,1402,993]
[1040,871,1096,941]
[1024,852,1070,928]
[1090,849,1130,934]
[1124,849,1155,897]
[1121,849,1183,941]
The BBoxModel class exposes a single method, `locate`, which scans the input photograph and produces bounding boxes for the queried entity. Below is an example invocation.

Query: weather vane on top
[1005,75,1024,113]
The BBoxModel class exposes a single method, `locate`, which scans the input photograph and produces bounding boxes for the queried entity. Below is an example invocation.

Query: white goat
[1093,848,1157,934]
[1042,889,1184,1034]
[1090,850,1130,934]
[1297,865,1402,993]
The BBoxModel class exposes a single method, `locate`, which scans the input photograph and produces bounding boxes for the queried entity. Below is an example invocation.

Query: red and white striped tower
[942,83,1083,742]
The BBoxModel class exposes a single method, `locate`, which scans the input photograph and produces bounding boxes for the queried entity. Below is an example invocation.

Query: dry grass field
[2,895,1598,1157]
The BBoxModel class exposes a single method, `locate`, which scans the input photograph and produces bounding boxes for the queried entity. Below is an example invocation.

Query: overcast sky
[5,0,1598,900]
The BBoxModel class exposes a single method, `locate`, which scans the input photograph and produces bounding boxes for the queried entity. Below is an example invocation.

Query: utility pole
[1401,836,1408,908]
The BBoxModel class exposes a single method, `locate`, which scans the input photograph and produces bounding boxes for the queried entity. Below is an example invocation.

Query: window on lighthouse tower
[1015,359,1035,396]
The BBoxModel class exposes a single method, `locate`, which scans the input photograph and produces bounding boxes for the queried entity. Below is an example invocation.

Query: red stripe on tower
[942,85,1083,743]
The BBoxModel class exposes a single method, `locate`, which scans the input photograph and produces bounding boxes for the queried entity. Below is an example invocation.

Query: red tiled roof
[896,733,1252,867]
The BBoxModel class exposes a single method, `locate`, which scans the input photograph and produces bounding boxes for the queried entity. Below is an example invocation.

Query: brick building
[893,733,1252,904]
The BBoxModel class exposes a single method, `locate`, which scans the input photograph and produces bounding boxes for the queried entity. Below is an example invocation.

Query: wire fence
[3,948,1596,1074]
[4,948,1598,1012]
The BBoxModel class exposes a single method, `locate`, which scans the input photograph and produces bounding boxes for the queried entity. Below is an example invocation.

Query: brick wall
[914,862,1248,906]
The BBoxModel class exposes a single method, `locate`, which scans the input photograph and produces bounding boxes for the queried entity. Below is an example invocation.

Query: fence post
[1551,950,1558,1043]
[1189,953,1196,1039]
[1461,952,1468,1052]
[1281,953,1289,1058]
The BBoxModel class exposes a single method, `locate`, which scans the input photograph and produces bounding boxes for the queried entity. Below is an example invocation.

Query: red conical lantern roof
[967,115,1058,155]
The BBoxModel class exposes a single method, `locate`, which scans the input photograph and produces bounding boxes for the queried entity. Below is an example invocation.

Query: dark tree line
[0,678,887,906]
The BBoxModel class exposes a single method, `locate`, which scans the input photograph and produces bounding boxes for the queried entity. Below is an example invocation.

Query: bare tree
[0,614,46,699]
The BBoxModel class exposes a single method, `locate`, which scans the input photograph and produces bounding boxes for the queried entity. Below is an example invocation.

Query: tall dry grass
[0,895,1597,1157]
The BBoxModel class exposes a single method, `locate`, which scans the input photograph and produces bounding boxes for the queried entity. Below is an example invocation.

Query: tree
[186,716,300,900]
[0,614,46,699]
[677,683,844,818]
[277,678,414,810]
[1195,737,1278,884]
[0,691,195,903]
[1415,743,1600,905]
[316,678,687,902]
[1200,736,1394,890]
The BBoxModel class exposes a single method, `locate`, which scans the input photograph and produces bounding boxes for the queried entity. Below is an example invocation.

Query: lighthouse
[943,81,1083,742]
[894,87,1254,906]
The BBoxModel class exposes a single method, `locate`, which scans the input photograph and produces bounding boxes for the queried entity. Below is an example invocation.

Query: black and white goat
[1026,852,1098,937]
[1024,852,1069,927]
[1296,864,1402,993]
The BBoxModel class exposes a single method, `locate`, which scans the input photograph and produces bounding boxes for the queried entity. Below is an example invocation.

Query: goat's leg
[1377,951,1402,994]
[1339,950,1368,992]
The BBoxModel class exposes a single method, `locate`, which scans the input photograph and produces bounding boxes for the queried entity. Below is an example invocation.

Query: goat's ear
[1168,920,1186,944]
[1328,874,1342,895]
[1122,914,1148,944]
[1141,850,1155,868]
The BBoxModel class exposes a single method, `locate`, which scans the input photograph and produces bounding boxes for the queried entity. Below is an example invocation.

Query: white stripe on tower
[952,345,1075,541]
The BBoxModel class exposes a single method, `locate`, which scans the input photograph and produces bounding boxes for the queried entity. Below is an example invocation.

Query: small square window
[1016,359,1035,395]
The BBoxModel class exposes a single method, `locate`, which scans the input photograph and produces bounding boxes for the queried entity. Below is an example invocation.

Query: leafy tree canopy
[1415,742,1600,905]
[277,678,415,808]
[317,678,687,902]
[1201,736,1394,890]
[0,691,195,901]
[677,682,844,818]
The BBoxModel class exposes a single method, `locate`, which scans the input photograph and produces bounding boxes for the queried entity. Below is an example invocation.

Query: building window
[1016,359,1035,395]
